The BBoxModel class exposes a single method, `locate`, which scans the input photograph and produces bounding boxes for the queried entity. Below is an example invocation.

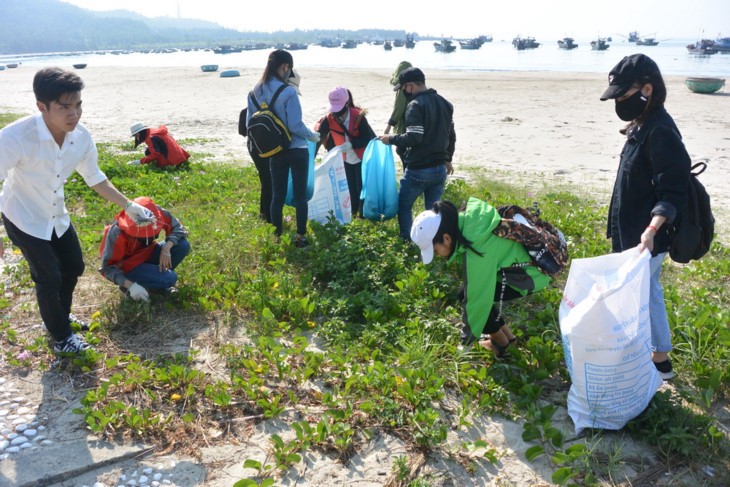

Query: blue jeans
[125,238,191,290]
[270,148,309,236]
[398,165,447,240]
[649,252,672,353]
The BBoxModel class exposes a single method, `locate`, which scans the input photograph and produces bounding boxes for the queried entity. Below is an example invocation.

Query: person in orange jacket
[129,122,190,167]
[314,86,376,217]
[99,196,190,301]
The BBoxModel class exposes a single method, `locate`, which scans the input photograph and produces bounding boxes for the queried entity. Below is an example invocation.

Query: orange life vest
[141,126,190,167]
[326,108,367,160]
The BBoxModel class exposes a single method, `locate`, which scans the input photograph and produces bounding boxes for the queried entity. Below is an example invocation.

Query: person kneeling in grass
[99,196,190,301]
[411,198,551,357]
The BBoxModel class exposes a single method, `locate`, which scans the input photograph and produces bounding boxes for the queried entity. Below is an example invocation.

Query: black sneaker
[654,359,675,381]
[52,333,93,354]
[294,236,309,248]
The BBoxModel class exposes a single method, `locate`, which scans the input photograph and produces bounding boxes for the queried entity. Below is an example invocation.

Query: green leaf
[525,445,545,461]
[551,467,576,485]
[243,459,262,470]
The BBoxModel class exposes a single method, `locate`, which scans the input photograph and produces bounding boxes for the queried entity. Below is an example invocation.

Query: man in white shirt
[0,67,153,354]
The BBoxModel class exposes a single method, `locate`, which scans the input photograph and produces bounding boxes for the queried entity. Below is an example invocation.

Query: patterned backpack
[492,204,569,276]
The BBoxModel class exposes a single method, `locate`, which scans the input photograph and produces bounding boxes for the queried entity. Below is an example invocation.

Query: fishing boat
[459,38,485,50]
[383,41,393,51]
[590,38,610,51]
[5,63,19,68]
[286,42,308,50]
[434,39,456,53]
[341,40,357,49]
[713,36,730,53]
[512,36,540,50]
[0,65,5,71]
[72,63,87,69]
[200,64,219,72]
[685,77,725,93]
[393,38,405,47]
[687,40,718,55]
[213,45,242,54]
[557,37,578,49]
[628,31,639,42]
[405,33,416,49]
[219,69,240,78]
[635,36,659,46]
[318,38,340,48]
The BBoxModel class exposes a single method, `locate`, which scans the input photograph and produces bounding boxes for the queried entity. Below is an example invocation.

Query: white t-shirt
[0,114,107,239]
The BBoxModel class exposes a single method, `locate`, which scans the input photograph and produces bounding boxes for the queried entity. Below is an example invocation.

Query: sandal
[478,338,512,359]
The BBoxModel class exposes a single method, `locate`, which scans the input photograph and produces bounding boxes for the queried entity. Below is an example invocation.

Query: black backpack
[669,162,715,263]
[247,84,291,158]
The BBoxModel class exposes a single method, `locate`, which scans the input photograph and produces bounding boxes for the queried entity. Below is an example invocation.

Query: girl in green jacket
[411,198,551,357]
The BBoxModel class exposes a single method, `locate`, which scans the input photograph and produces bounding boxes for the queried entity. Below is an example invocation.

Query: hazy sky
[60,0,730,41]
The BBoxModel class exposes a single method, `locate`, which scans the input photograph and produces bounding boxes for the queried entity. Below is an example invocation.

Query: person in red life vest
[99,196,190,301]
[314,86,376,218]
[128,122,190,167]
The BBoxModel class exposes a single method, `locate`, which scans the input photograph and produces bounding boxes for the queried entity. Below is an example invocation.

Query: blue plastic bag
[360,139,398,221]
[285,140,316,207]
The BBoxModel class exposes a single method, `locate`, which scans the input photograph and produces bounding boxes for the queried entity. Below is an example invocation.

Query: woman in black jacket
[599,53,691,381]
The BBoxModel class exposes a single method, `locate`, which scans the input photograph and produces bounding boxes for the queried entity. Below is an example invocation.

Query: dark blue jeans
[398,164,447,240]
[3,215,84,341]
[124,238,191,290]
[270,147,309,236]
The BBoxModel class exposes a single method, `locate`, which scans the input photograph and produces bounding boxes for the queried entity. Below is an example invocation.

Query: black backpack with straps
[246,84,292,158]
[668,162,715,263]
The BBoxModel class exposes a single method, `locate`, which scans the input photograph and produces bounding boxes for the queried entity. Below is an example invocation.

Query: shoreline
[1,66,727,240]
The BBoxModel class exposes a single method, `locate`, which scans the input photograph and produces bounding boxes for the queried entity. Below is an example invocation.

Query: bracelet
[646,225,658,233]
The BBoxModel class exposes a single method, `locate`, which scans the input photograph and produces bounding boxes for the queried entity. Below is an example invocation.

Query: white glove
[125,201,154,224]
[308,132,321,142]
[339,141,352,151]
[127,159,141,166]
[128,282,149,302]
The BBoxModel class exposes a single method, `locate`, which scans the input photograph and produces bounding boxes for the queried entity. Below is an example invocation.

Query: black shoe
[654,359,675,381]
[52,333,93,354]
[294,236,309,248]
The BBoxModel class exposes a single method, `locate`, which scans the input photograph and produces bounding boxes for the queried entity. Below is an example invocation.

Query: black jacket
[391,88,456,169]
[607,108,691,254]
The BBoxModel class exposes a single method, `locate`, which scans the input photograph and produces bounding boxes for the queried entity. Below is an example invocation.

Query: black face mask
[615,89,648,122]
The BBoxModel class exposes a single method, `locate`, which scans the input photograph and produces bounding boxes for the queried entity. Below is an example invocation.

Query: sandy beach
[1,65,728,238]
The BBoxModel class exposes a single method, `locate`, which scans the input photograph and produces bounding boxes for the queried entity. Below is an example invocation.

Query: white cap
[288,69,302,95]
[411,210,442,264]
[130,122,148,136]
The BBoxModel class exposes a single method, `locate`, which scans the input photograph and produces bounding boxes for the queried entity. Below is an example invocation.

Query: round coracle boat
[685,77,725,94]
[219,69,240,78]
[200,64,218,72]
[73,63,87,69]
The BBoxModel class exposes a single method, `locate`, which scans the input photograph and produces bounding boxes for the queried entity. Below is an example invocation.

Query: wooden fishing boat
[434,39,456,53]
[590,38,610,51]
[557,37,578,50]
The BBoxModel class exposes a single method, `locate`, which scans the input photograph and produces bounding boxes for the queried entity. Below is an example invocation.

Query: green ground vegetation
[0,115,728,486]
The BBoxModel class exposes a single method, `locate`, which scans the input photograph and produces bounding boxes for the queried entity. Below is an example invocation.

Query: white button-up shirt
[0,114,107,240]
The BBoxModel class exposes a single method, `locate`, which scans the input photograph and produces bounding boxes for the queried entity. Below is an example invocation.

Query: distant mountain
[0,0,408,54]
[0,0,243,53]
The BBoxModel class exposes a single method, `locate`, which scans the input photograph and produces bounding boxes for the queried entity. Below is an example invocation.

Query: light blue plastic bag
[360,139,398,221]
[285,140,316,207]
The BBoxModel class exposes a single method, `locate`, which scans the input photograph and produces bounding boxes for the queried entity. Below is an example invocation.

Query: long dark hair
[259,49,293,85]
[432,200,483,258]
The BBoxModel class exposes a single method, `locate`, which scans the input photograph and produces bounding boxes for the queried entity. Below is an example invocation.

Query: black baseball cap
[393,67,426,91]
[600,54,660,101]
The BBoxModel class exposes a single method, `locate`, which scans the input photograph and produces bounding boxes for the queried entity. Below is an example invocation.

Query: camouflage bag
[493,204,568,276]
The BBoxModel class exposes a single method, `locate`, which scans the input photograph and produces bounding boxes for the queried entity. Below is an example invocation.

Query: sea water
[1,39,728,78]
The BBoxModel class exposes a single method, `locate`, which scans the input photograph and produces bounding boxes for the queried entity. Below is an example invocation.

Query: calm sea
[2,38,729,78]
